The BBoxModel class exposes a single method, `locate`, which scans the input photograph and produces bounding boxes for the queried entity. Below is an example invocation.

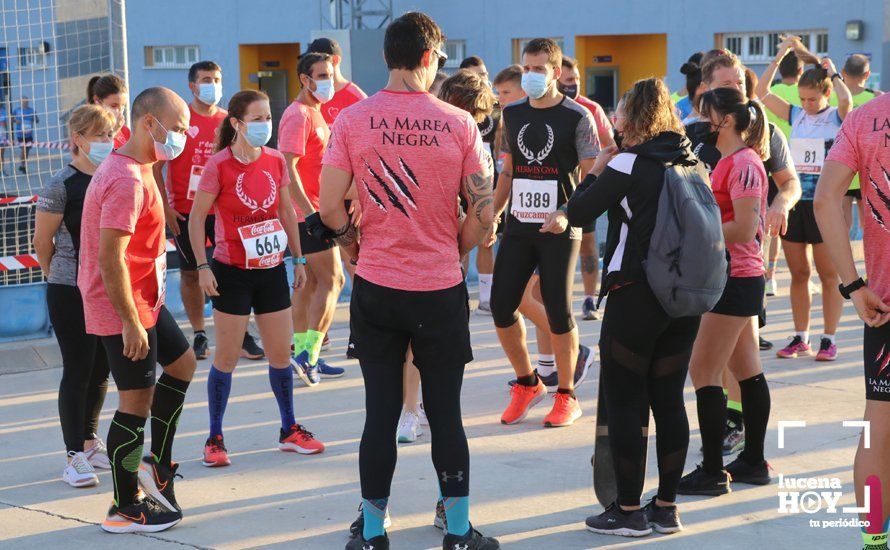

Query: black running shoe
[241,332,265,360]
[759,336,773,351]
[642,497,682,534]
[101,496,182,533]
[723,424,745,456]
[574,344,593,387]
[346,533,389,550]
[507,369,540,389]
[725,456,771,485]
[349,502,392,539]
[137,455,182,512]
[585,502,652,537]
[193,332,209,360]
[677,464,732,496]
[442,525,500,549]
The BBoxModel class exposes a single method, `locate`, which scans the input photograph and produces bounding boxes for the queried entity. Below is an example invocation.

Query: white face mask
[311,78,335,103]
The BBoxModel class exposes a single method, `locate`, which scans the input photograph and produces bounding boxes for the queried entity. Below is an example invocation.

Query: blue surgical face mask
[85,140,113,166]
[242,120,272,147]
[197,82,222,106]
[521,71,550,100]
[311,78,335,103]
[150,116,187,160]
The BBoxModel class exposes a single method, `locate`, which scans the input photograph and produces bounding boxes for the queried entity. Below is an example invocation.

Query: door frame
[584,66,619,111]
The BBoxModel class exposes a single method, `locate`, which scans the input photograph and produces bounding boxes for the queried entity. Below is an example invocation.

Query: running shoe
[62,451,98,488]
[776,335,811,359]
[476,301,492,316]
[433,498,447,531]
[816,338,838,361]
[585,502,652,537]
[538,371,559,392]
[138,455,182,512]
[766,277,778,297]
[321,333,331,352]
[202,435,231,467]
[582,297,600,321]
[349,502,392,539]
[442,525,500,549]
[543,392,582,427]
[290,350,320,387]
[101,496,182,534]
[241,332,265,360]
[641,497,683,534]
[397,410,423,443]
[507,369,540,390]
[316,357,345,378]
[418,402,429,426]
[723,424,745,456]
[84,437,111,470]
[575,344,594,388]
[279,424,325,454]
[346,533,390,550]
[500,379,546,425]
[193,332,210,360]
[759,336,774,351]
[677,464,732,496]
[725,456,771,485]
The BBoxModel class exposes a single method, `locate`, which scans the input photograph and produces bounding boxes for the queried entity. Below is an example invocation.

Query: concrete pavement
[0,268,875,549]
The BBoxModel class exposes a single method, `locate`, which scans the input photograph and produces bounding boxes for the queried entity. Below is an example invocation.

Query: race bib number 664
[239,219,287,269]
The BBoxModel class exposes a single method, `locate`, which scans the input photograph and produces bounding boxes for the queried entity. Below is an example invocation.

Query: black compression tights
[359,356,470,499]
[48,283,110,453]
[599,283,701,506]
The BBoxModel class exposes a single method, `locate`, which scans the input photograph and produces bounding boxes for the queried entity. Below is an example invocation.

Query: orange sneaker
[279,424,325,454]
[202,435,231,467]
[501,379,546,425]
[543,392,582,427]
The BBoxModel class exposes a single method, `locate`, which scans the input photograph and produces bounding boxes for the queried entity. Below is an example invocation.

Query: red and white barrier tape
[0,140,70,150]
[0,195,38,205]
[0,239,209,272]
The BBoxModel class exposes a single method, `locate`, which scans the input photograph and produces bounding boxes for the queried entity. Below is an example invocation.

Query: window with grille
[718,30,829,64]
[19,42,49,68]
[443,40,465,69]
[144,45,200,69]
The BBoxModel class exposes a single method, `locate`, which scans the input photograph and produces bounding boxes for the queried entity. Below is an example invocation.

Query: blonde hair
[701,49,742,85]
[68,104,116,155]
[438,69,496,122]
[621,78,684,148]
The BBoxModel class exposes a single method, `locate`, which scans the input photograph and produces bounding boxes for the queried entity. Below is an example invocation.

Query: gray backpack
[641,162,728,318]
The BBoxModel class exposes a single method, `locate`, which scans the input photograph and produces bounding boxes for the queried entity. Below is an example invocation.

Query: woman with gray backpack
[567,77,724,538]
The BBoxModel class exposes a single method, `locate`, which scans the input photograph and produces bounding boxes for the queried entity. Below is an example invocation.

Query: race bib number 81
[791,138,825,174]
[239,219,288,269]
[511,178,557,223]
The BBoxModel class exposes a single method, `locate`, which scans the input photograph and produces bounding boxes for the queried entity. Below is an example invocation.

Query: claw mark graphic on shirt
[875,345,890,378]
[362,179,387,212]
[398,156,420,188]
[867,163,890,233]
[375,149,417,210]
[362,156,409,218]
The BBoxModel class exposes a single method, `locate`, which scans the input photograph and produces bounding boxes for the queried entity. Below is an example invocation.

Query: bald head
[132,86,187,122]
[843,54,870,79]
[128,86,190,161]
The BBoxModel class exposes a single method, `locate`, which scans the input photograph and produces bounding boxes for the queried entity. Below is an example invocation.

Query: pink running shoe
[815,338,838,361]
[777,336,811,359]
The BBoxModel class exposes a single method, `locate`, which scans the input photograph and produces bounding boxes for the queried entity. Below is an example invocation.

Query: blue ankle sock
[362,498,388,539]
[207,366,232,437]
[442,496,470,536]
[268,366,296,430]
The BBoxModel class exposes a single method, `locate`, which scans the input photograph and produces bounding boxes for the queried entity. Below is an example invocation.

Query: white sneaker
[476,301,492,316]
[84,438,111,470]
[62,451,99,488]
[417,402,429,426]
[397,411,423,443]
[766,277,778,297]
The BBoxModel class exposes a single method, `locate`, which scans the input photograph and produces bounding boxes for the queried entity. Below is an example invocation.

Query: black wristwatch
[839,277,866,299]
[831,73,844,82]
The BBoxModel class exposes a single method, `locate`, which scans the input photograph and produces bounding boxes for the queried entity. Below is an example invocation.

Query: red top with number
[321,81,367,125]
[167,105,228,214]
[277,101,329,219]
[198,146,291,269]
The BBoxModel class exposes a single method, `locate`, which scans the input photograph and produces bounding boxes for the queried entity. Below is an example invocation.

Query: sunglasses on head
[435,48,448,69]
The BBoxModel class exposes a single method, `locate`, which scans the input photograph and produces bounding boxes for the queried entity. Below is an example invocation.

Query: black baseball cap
[307,37,342,56]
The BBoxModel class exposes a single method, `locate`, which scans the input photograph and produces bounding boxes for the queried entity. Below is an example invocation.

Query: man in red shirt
[814,93,890,548]
[558,56,615,322]
[278,53,345,382]
[306,37,368,126]
[152,61,263,360]
[79,87,196,533]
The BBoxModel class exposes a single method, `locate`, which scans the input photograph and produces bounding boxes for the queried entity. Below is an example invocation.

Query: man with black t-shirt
[491,38,599,429]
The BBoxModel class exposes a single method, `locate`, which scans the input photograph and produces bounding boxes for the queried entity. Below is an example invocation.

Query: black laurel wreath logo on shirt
[478,115,494,137]
[235,171,277,213]
[517,123,554,165]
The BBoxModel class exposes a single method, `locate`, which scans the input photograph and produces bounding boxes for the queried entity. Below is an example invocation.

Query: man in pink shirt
[814,93,890,548]
[317,12,498,550]
[78,87,196,533]
[558,55,615,321]
[305,37,368,126]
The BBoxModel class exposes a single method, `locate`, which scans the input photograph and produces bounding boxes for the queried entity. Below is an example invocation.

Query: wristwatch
[831,73,844,82]
[839,277,866,299]
[292,256,307,265]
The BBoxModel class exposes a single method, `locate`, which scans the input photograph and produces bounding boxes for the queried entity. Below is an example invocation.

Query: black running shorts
[100,306,190,391]
[711,276,765,318]
[782,201,823,245]
[298,221,336,256]
[210,260,291,316]
[174,213,215,271]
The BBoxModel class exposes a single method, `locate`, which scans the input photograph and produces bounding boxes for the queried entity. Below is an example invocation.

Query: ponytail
[86,74,127,104]
[699,88,770,161]
[790,44,831,94]
[216,89,269,152]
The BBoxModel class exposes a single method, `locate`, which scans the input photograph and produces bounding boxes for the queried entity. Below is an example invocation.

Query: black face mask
[701,127,719,146]
[557,82,579,100]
